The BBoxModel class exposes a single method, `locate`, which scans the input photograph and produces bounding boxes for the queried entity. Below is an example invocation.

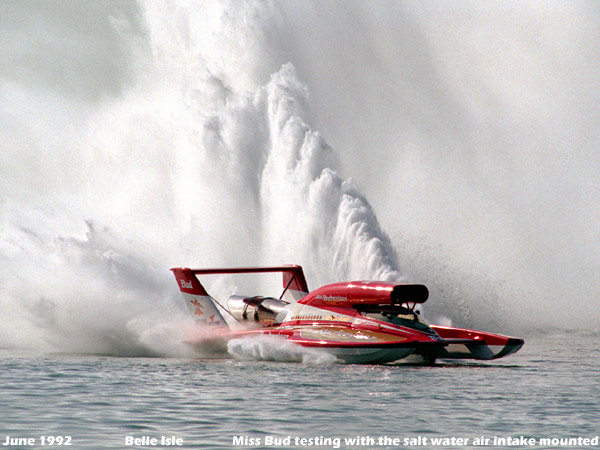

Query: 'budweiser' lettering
[315,295,347,303]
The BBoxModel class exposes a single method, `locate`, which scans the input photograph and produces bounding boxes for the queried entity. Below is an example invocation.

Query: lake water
[1,332,598,450]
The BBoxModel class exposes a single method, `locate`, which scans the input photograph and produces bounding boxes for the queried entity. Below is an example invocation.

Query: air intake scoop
[390,284,429,304]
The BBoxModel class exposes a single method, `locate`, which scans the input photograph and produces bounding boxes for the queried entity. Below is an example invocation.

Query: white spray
[0,1,400,355]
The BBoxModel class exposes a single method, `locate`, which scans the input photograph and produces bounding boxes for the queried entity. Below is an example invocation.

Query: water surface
[1,333,598,449]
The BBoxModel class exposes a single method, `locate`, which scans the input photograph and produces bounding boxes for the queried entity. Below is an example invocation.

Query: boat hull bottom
[315,346,416,364]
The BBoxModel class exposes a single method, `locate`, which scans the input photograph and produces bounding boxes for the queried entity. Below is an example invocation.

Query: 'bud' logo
[180,279,193,289]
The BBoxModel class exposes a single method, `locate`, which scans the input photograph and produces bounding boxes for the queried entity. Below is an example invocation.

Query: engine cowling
[227,295,288,325]
[300,281,429,307]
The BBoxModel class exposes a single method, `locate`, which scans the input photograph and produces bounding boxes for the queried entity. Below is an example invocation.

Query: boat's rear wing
[171,265,309,302]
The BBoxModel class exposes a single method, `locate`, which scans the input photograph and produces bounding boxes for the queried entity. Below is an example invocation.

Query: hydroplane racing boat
[171,265,524,364]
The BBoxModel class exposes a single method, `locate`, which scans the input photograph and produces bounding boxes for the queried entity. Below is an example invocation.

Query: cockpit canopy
[357,304,437,335]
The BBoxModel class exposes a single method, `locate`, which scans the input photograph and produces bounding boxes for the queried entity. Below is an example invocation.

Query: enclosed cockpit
[358,304,438,335]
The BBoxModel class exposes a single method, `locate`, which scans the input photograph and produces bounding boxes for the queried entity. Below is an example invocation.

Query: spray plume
[0,1,399,355]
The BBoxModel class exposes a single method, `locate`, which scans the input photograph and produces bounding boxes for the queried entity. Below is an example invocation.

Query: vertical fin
[171,268,228,328]
[281,265,309,302]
